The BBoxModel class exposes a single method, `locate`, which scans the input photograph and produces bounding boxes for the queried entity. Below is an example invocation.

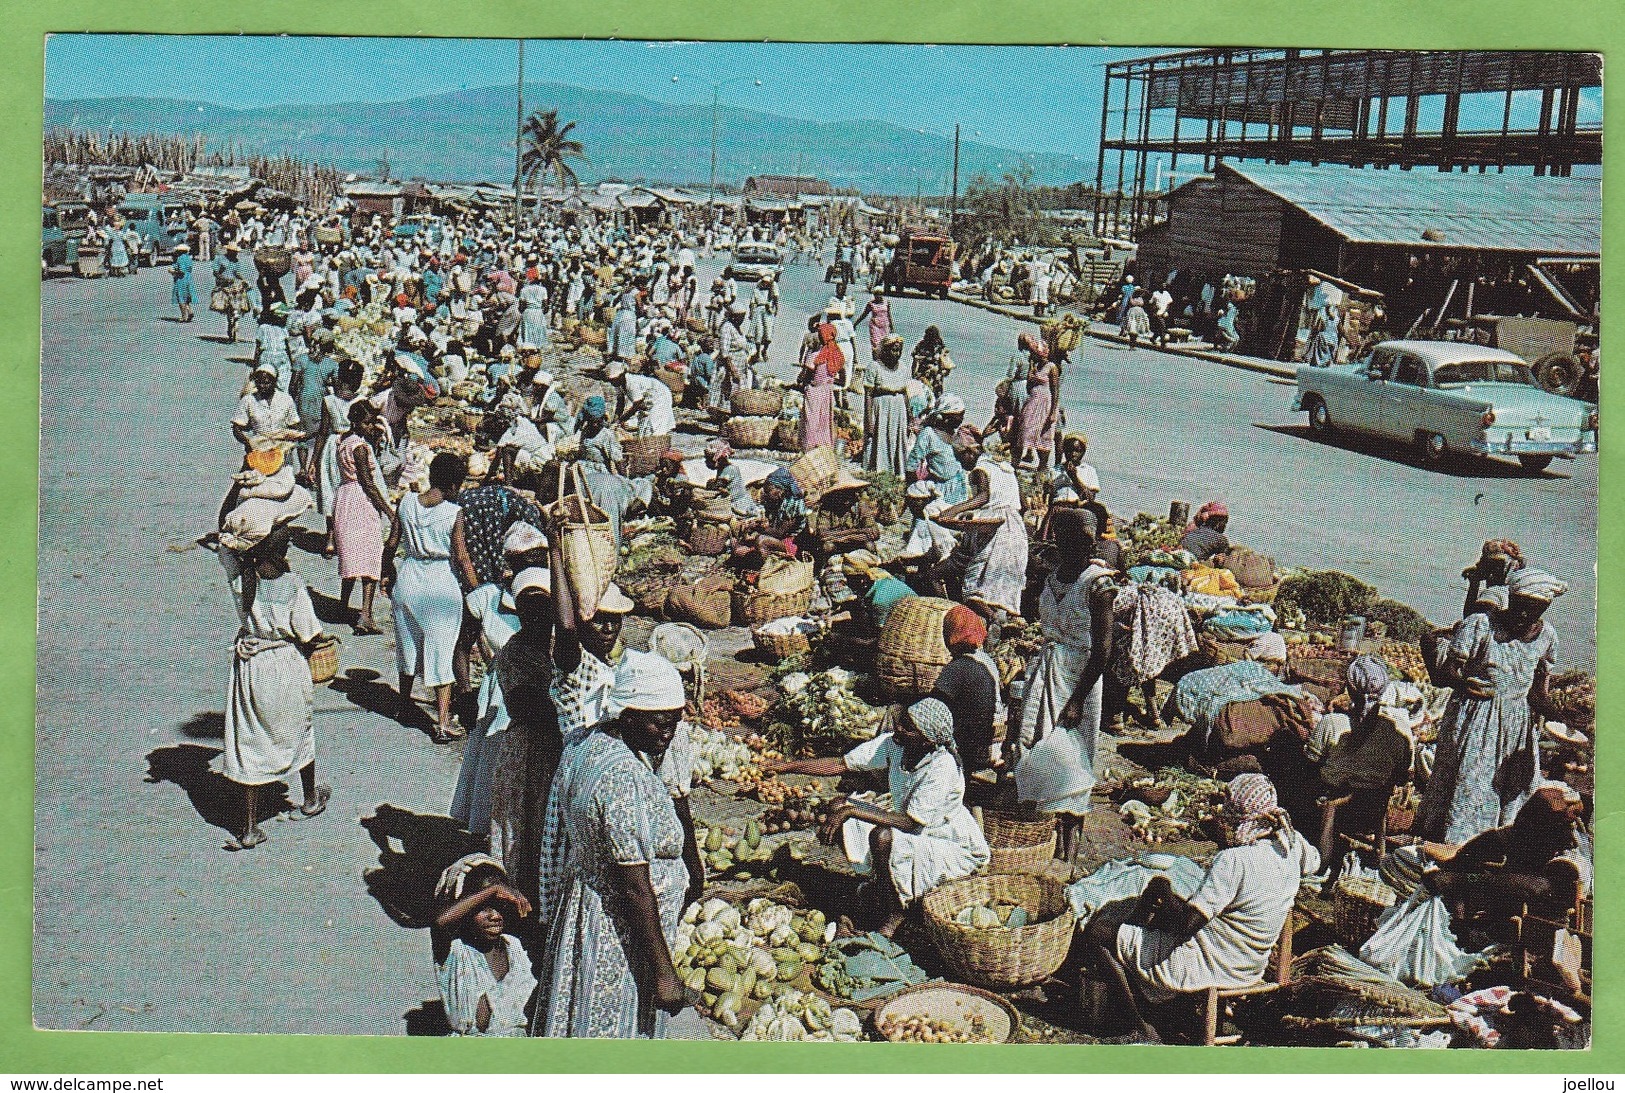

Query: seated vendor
[1298,655,1413,836]
[703,438,760,518]
[1080,773,1320,1043]
[840,550,917,632]
[1424,783,1586,941]
[574,395,624,475]
[731,467,806,567]
[893,480,958,595]
[767,697,990,938]
[646,450,694,521]
[1180,501,1230,563]
[803,470,879,568]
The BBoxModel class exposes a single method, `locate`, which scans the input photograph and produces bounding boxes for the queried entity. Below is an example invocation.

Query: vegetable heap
[774,668,883,755]
[674,897,838,1032]
[814,932,931,1002]
[952,900,1032,930]
[1114,768,1227,844]
[737,991,864,1042]
[877,1012,993,1044]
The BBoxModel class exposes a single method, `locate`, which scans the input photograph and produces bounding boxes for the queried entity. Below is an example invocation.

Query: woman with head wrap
[214,503,334,851]
[575,393,624,475]
[734,467,807,565]
[930,605,1005,777]
[840,549,916,631]
[1013,331,1060,471]
[1461,537,1525,619]
[701,438,759,518]
[1416,568,1566,844]
[1180,501,1230,563]
[910,325,954,397]
[907,394,971,506]
[862,333,912,478]
[768,697,990,937]
[797,322,842,452]
[532,652,696,1038]
[1080,772,1320,1042]
[1295,654,1415,863]
[1012,507,1115,860]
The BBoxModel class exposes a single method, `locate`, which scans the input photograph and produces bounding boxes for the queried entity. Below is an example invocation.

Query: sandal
[292,785,331,819]
[433,723,467,744]
[352,622,382,636]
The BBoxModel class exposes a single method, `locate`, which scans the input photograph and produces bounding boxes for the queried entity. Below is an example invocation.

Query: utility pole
[709,85,720,224]
[950,123,961,237]
[513,40,525,230]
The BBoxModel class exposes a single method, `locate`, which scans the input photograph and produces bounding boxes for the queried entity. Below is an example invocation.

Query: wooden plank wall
[1136,174,1285,285]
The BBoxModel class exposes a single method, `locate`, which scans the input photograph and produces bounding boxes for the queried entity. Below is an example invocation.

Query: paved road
[743,255,1598,667]
[34,252,1597,1035]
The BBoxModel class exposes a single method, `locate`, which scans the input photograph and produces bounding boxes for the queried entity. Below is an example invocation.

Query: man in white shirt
[1150,287,1175,349]
[612,361,677,439]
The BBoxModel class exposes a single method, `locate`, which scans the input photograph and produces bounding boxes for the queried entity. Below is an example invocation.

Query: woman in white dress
[384,453,479,743]
[519,278,550,347]
[1012,508,1115,860]
[217,510,332,851]
[768,697,989,937]
[935,441,1030,620]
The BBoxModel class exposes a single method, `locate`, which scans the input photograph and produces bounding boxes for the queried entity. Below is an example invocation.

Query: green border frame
[2,0,1618,1074]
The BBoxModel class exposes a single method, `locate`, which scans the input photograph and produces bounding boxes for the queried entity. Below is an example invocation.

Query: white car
[1293,340,1598,474]
[724,243,782,283]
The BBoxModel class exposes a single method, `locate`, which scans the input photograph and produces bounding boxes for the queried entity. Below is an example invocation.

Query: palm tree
[519,108,587,196]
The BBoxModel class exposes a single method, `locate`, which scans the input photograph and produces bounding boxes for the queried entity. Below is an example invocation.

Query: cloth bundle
[1170,659,1305,737]
[1108,582,1200,686]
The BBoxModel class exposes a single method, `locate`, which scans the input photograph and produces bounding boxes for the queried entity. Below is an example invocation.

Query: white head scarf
[607,650,686,717]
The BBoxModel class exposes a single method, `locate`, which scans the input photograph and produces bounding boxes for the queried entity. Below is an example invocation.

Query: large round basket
[623,433,671,478]
[875,597,957,697]
[788,446,839,497]
[921,873,1075,990]
[1332,875,1397,947]
[313,225,343,246]
[873,983,1022,1044]
[1288,649,1358,696]
[725,415,779,449]
[725,414,779,448]
[577,326,608,349]
[981,809,1059,875]
[731,388,784,417]
[254,245,292,277]
[687,522,733,557]
[752,622,813,661]
[655,368,687,399]
[731,585,815,629]
[307,640,340,685]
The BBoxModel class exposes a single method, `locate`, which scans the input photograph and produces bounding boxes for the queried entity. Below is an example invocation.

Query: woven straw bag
[550,462,617,620]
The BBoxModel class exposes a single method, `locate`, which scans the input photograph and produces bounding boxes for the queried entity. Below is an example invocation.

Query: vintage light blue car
[1293,340,1598,474]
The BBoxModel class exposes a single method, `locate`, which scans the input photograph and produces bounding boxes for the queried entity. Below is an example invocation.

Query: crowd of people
[167,191,1592,1045]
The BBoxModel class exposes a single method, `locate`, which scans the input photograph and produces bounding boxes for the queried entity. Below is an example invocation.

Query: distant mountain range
[45,83,1095,195]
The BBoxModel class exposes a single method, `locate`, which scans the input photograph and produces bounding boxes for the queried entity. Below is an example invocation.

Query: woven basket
[752,623,813,661]
[732,585,814,629]
[1288,649,1358,695]
[725,415,778,449]
[873,984,1021,1044]
[254,245,291,276]
[655,368,687,399]
[789,446,840,497]
[623,433,671,478]
[875,596,957,697]
[981,809,1059,875]
[774,419,802,451]
[459,410,484,434]
[688,522,733,556]
[1332,875,1397,946]
[685,315,708,334]
[921,873,1075,989]
[578,326,608,348]
[1199,632,1252,667]
[313,225,343,245]
[631,583,672,616]
[307,640,340,685]
[732,388,784,417]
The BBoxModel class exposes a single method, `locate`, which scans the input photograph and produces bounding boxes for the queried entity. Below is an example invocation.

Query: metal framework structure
[1093,48,1602,238]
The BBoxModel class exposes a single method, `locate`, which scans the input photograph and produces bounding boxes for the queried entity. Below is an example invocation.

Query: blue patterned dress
[1414,612,1556,844]
[532,731,689,1038]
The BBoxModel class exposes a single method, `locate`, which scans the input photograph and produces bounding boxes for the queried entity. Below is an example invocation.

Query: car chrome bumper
[1468,434,1597,456]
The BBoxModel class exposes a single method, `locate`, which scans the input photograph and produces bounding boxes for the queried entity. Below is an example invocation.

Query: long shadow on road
[360,803,485,932]
[144,742,292,838]
[1255,423,1568,481]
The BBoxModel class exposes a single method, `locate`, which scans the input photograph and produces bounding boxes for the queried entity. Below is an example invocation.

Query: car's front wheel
[1305,396,1332,433]
[1416,431,1448,463]
[1518,454,1554,474]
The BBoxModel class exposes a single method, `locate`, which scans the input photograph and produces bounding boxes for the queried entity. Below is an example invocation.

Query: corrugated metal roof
[1221,163,1599,256]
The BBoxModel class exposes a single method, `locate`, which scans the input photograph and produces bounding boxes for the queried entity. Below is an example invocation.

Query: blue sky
[44,36,1154,156]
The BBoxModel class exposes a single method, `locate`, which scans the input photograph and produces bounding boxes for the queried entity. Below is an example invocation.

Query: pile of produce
[814,932,932,1002]
[759,800,828,834]
[773,668,883,755]
[952,900,1033,930]
[989,618,1043,685]
[693,819,777,878]
[732,767,829,809]
[687,723,755,783]
[700,689,772,734]
[1275,570,1378,627]
[1120,514,1185,569]
[858,469,907,526]
[877,1012,993,1044]
[1377,640,1429,685]
[1111,768,1227,843]
[1547,670,1596,729]
[1365,598,1433,643]
[737,991,864,1042]
[674,898,837,1030]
